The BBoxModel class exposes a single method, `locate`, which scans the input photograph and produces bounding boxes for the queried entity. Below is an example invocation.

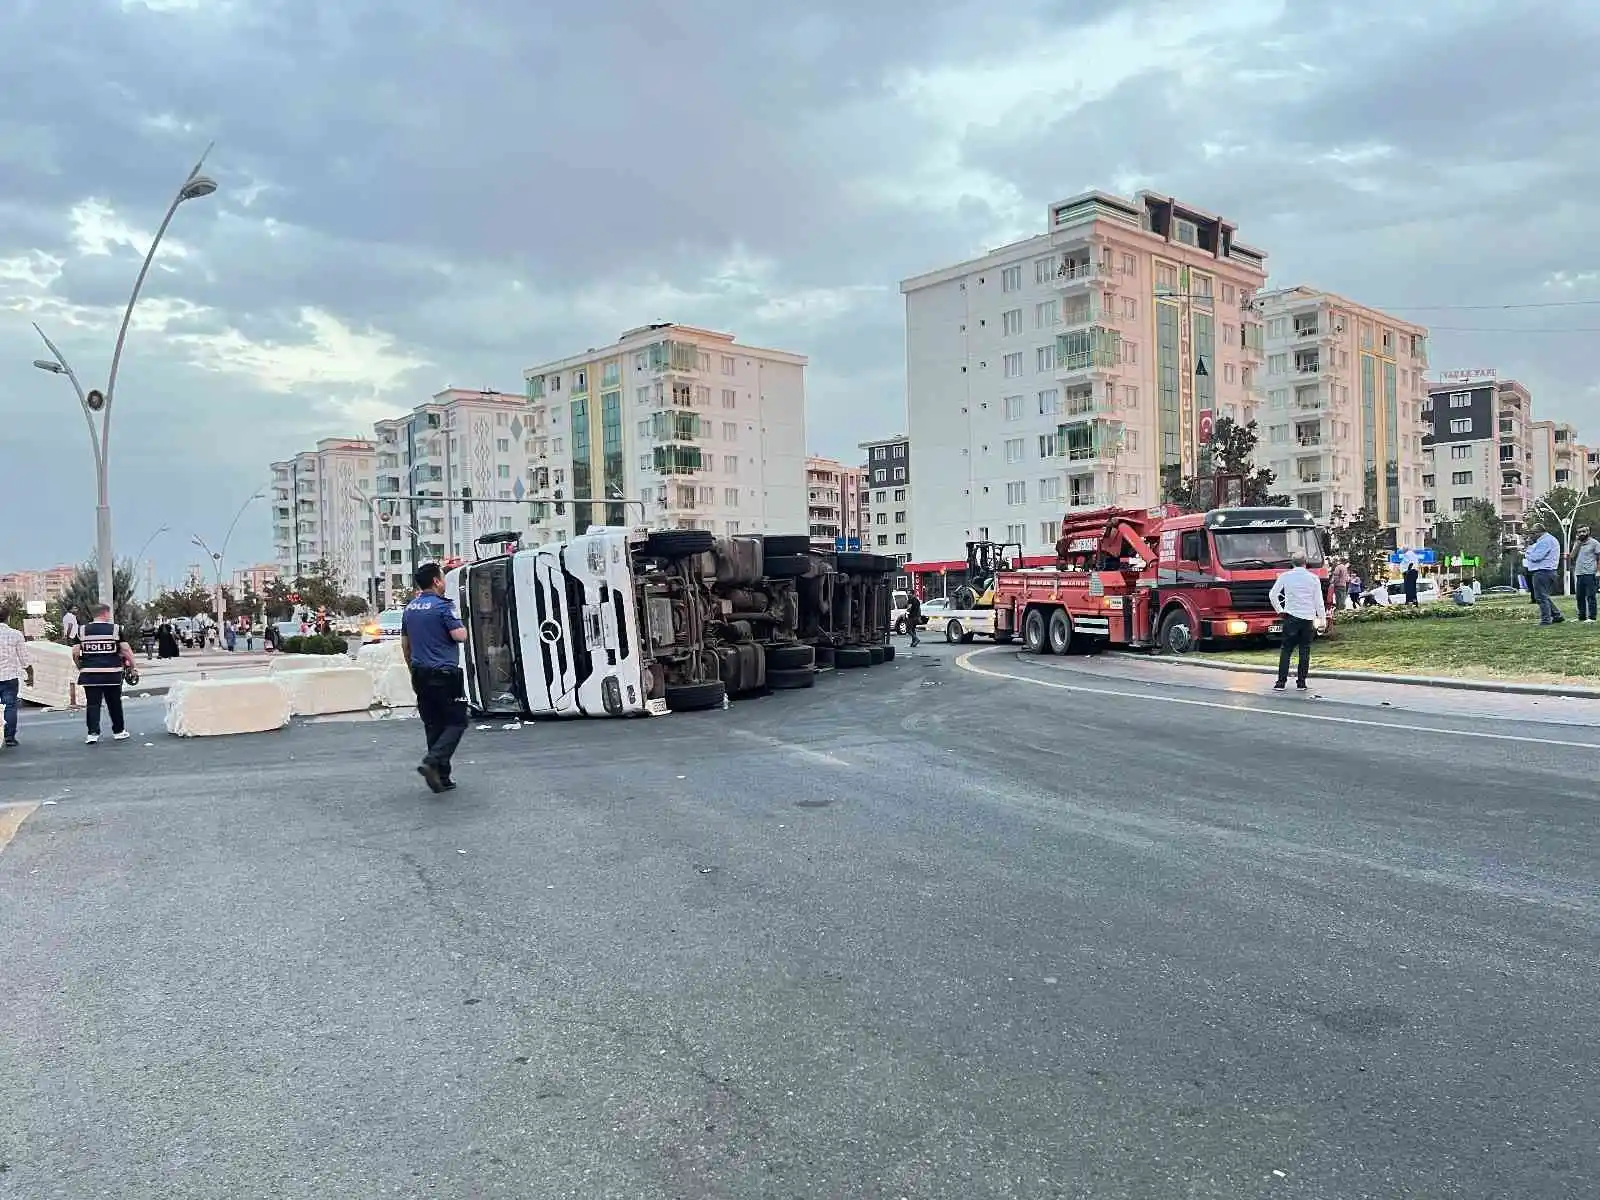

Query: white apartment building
[522,324,808,543]
[859,435,913,585]
[270,438,377,599]
[1419,374,1528,536]
[371,388,531,602]
[902,190,1268,562]
[804,456,864,550]
[1531,419,1592,496]
[1256,287,1431,546]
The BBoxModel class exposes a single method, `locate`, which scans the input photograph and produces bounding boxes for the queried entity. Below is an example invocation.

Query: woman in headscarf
[156,622,182,659]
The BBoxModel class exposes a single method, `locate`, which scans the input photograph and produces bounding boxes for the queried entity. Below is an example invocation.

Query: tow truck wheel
[945,620,964,644]
[867,646,886,665]
[1023,608,1049,654]
[665,680,726,712]
[765,643,815,671]
[768,666,816,690]
[1158,610,1195,655]
[1047,609,1073,655]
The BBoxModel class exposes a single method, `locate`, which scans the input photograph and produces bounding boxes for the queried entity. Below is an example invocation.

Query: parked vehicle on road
[448,528,896,718]
[363,610,406,643]
[991,503,1328,656]
[915,598,996,644]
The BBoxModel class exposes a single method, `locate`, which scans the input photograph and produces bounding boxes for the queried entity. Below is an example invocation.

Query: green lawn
[1215,595,1600,683]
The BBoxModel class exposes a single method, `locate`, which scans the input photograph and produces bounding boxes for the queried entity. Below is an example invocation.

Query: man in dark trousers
[1268,550,1327,692]
[73,604,134,744]
[401,562,469,793]
[905,592,923,648]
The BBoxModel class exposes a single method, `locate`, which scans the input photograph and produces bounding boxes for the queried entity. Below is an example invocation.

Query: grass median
[1211,595,1600,684]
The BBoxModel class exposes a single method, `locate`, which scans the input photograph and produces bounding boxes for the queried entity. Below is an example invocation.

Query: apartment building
[804,456,864,550]
[859,435,914,586]
[1256,287,1430,548]
[1418,374,1535,540]
[230,562,281,597]
[1530,419,1592,496]
[902,190,1268,561]
[270,438,377,598]
[522,324,807,545]
[0,565,76,605]
[371,389,531,602]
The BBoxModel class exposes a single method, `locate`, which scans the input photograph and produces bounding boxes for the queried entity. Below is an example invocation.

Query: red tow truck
[990,503,1329,655]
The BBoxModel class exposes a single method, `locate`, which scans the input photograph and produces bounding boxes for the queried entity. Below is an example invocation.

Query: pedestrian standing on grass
[73,604,135,745]
[905,592,923,648]
[401,562,469,794]
[1329,557,1350,610]
[1570,526,1600,624]
[1402,550,1420,606]
[1523,529,1566,626]
[1269,550,1326,692]
[0,606,29,748]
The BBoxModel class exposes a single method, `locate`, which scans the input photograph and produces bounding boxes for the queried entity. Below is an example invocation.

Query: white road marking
[728,729,852,768]
[956,648,1600,751]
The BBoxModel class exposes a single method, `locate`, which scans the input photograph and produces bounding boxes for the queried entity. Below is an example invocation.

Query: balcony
[1060,302,1113,329]
[1065,490,1115,509]
[1293,354,1326,377]
[1052,261,1115,290]
[1290,320,1323,343]
[653,444,703,475]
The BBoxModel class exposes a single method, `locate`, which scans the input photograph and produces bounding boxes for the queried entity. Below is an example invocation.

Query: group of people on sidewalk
[0,602,138,748]
[1522,526,1600,626]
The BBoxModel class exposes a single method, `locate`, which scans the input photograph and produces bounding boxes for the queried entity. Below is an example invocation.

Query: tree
[338,594,370,617]
[262,578,295,620]
[1326,506,1389,588]
[55,560,141,632]
[1430,499,1504,580]
[148,581,215,620]
[1162,417,1289,512]
[1,592,23,631]
[292,559,345,612]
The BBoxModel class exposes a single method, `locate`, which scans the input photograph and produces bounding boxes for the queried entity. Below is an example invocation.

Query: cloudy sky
[2,0,1597,584]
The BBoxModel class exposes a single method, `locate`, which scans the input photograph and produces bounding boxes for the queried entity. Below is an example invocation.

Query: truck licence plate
[1268,622,1283,634]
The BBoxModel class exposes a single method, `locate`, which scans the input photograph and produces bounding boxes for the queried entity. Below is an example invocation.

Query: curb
[1110,652,1600,699]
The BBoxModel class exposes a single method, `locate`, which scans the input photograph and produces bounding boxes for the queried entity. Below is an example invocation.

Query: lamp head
[180,175,218,202]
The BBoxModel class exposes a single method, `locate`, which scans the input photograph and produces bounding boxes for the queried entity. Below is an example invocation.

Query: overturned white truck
[448,528,898,718]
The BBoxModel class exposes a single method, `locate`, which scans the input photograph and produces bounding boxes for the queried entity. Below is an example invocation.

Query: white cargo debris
[269,653,347,675]
[277,665,375,716]
[165,678,292,737]
[356,640,404,669]
[19,640,77,709]
[369,661,415,708]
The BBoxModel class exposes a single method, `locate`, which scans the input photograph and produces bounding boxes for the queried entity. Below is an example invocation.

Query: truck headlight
[1223,619,1249,636]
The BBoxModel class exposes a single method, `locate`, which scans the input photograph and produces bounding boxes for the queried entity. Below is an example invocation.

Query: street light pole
[131,524,170,600]
[191,490,264,639]
[30,144,218,615]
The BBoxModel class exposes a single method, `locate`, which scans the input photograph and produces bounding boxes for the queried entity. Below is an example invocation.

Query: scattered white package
[369,661,415,708]
[165,678,292,737]
[19,640,78,709]
[356,640,405,669]
[276,665,375,716]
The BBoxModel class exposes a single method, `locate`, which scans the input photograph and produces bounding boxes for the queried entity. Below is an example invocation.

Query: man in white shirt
[1269,550,1327,691]
[61,607,80,642]
[0,605,30,747]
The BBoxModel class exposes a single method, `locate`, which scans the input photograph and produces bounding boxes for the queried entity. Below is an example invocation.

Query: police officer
[73,604,134,745]
[400,562,468,793]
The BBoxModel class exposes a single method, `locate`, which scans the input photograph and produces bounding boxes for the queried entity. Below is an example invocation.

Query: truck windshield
[1212,527,1324,569]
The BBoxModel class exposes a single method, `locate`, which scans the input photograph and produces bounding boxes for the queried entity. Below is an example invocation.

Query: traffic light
[460,486,473,514]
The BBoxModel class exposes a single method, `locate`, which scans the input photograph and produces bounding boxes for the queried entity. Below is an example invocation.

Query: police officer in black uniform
[73,604,134,745]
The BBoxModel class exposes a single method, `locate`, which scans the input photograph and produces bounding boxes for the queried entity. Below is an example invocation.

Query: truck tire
[665,680,725,712]
[836,552,890,574]
[881,644,895,662]
[836,646,872,669]
[765,642,815,670]
[764,554,812,579]
[1158,609,1196,655]
[814,644,836,668]
[645,530,715,558]
[944,619,963,644]
[1023,608,1050,654]
[768,666,815,690]
[1047,608,1073,655]
[867,646,886,665]
[762,534,811,556]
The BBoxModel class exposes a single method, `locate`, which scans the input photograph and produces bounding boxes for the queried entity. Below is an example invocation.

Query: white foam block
[19,640,78,709]
[269,653,348,675]
[165,678,292,737]
[369,661,416,708]
[356,640,404,669]
[277,666,375,716]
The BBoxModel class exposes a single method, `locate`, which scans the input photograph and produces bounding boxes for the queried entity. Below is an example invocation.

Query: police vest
[78,621,125,686]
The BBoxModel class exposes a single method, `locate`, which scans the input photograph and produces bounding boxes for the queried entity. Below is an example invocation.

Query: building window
[1004,438,1025,464]
[725,488,740,506]
[1451,471,1473,485]
[893,467,905,481]
[875,512,887,525]
[721,355,736,375]
[723,455,739,475]
[1004,353,1023,377]
[893,488,905,501]
[1224,363,1236,384]
[497,464,511,479]
[875,469,887,483]
[1034,257,1057,284]
[1038,388,1059,415]
[1038,434,1059,458]
[1004,394,1024,421]
[1121,253,1136,277]
[1422,499,1437,515]
[1422,474,1435,487]
[1035,300,1059,328]
[1451,445,1471,460]
[1006,523,1026,544]
[1449,418,1471,434]
[1001,265,1022,292]
[1122,341,1138,365]
[894,510,906,523]
[1006,481,1026,506]
[1452,497,1471,512]
[722,421,738,441]
[1449,391,1471,408]
[1121,385,1139,409]
[1039,476,1062,503]
[1036,346,1055,373]
[722,389,737,409]
[1002,309,1023,336]
[895,533,907,546]
[893,444,906,458]
[876,534,889,546]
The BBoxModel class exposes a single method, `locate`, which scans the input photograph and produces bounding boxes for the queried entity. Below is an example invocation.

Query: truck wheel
[814,644,836,668]
[945,620,964,644]
[1047,609,1073,655]
[867,646,886,664]
[665,680,726,712]
[1158,609,1195,655]
[645,530,715,558]
[1023,608,1050,654]
[763,554,812,579]
[762,534,811,556]
[836,646,872,668]
[836,552,889,574]
[881,644,895,662]
[765,643,815,670]
[768,666,816,690]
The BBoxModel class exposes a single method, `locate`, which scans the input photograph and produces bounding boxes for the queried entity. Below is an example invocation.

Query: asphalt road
[1,643,1596,1199]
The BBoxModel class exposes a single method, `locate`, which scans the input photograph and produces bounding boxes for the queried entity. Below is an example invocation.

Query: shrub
[281,633,350,655]
[1333,602,1521,625]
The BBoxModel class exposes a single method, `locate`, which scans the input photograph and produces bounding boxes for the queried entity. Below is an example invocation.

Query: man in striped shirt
[0,605,29,748]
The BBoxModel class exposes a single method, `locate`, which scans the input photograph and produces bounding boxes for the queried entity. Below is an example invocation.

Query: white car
[1382,578,1441,605]
[917,598,995,644]
[363,609,407,643]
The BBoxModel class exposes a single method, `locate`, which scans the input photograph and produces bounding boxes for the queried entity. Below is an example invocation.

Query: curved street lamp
[192,489,265,636]
[131,524,170,599]
[31,144,219,613]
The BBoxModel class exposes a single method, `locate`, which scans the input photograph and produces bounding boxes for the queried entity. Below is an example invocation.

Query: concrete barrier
[165,678,292,737]
[19,641,77,709]
[277,665,375,716]
[268,653,348,675]
[369,661,416,708]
